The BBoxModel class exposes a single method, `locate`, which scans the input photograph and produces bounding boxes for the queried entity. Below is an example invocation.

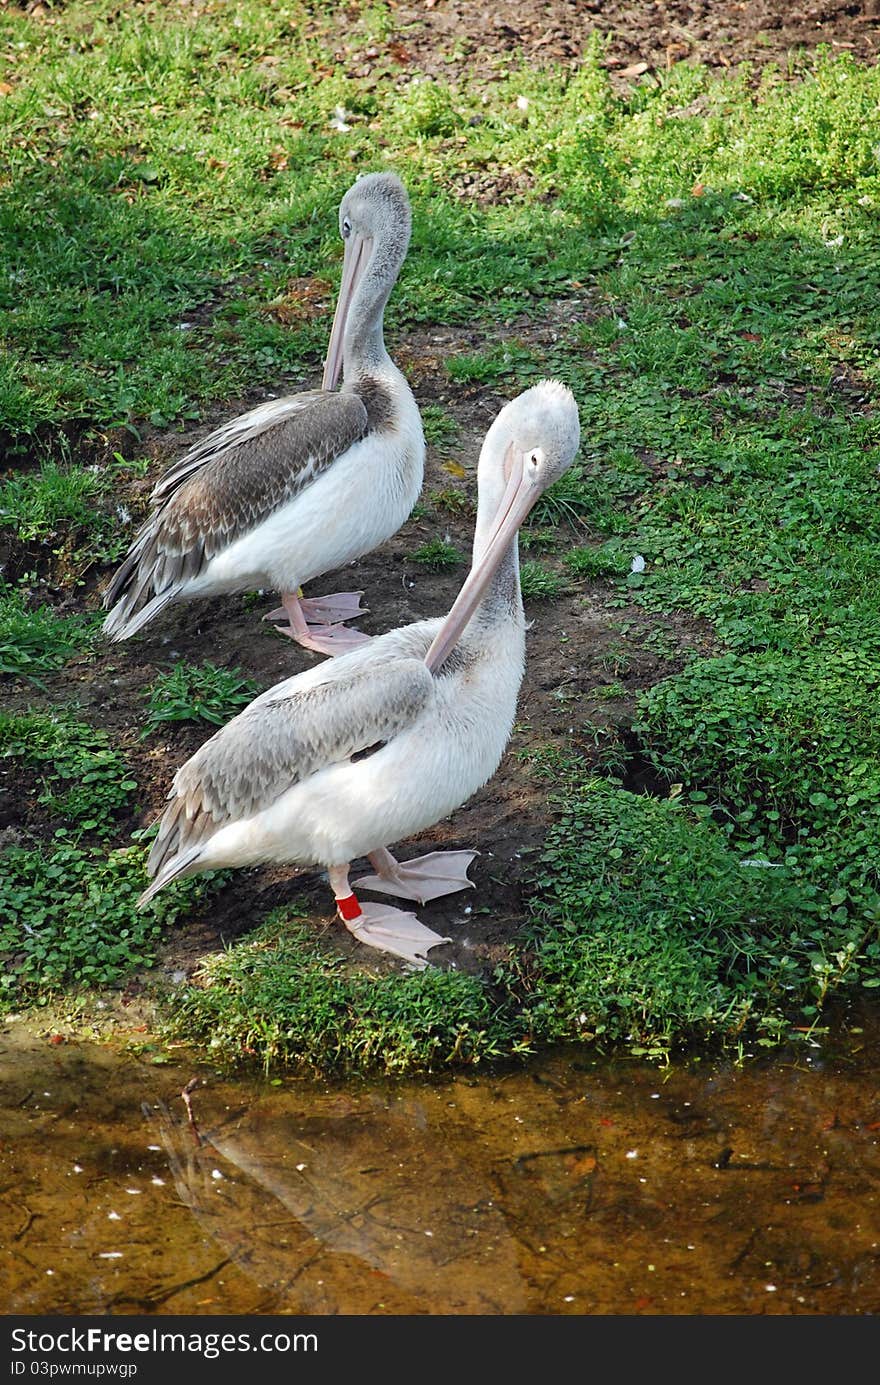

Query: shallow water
[2,1009,878,1316]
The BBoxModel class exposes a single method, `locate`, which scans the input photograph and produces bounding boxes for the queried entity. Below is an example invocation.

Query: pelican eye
[341,217,352,239]
[527,448,544,469]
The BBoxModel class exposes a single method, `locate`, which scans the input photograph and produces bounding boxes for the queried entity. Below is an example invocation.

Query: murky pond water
[2,1008,878,1316]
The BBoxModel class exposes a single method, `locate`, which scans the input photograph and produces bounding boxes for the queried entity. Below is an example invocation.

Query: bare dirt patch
[322,0,879,93]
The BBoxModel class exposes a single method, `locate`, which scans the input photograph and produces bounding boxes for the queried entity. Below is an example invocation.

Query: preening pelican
[138,380,581,966]
[102,172,423,655]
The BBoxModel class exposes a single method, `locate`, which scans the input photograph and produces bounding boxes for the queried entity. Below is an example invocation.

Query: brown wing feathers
[103,391,369,639]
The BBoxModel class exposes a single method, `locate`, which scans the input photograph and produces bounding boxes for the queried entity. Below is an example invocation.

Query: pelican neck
[342,244,404,374]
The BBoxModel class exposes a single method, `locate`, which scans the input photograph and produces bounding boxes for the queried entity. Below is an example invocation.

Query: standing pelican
[138,381,581,966]
[102,172,423,655]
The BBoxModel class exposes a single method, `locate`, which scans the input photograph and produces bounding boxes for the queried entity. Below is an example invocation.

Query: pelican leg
[268,592,371,656]
[354,846,478,904]
[328,865,452,969]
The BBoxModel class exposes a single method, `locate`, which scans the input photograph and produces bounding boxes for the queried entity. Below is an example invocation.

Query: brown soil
[325,0,880,89]
[4,0,873,993]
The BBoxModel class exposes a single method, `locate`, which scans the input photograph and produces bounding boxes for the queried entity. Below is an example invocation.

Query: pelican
[138,380,581,966]
[102,171,423,655]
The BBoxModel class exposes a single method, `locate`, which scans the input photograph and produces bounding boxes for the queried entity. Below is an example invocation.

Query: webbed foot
[355,849,478,905]
[341,899,452,969]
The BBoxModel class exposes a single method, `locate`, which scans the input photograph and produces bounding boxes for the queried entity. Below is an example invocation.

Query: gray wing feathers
[103,390,369,640]
[142,659,434,891]
[149,393,325,501]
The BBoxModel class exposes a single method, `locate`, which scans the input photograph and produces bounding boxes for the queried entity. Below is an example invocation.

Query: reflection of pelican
[137,382,581,966]
[145,1087,526,1313]
[103,172,422,655]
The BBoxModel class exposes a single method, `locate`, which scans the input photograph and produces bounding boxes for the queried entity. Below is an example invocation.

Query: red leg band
[336,894,362,922]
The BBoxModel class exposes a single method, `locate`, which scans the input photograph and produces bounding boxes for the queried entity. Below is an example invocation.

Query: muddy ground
[3,0,874,999]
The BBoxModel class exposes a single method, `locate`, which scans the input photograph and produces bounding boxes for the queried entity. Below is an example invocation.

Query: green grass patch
[519,560,564,600]
[408,538,465,571]
[421,404,458,446]
[0,585,96,686]
[0,709,218,1008]
[445,342,542,386]
[633,649,880,838]
[0,453,147,578]
[142,661,261,737]
[632,650,880,989]
[527,477,590,532]
[0,459,109,543]
[166,909,527,1075]
[510,778,874,1058]
[426,487,474,516]
[0,841,207,1007]
[564,543,631,581]
[2,23,880,439]
[0,709,136,836]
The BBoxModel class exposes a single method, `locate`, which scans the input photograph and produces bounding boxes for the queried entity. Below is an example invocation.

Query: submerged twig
[180,1077,205,1147]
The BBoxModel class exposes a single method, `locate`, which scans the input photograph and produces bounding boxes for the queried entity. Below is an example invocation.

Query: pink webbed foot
[298,591,368,624]
[339,898,452,969]
[265,590,371,657]
[273,620,372,656]
[265,591,368,626]
[354,849,478,905]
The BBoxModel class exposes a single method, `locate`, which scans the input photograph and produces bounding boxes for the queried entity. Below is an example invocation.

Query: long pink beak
[424,452,539,673]
[322,233,372,391]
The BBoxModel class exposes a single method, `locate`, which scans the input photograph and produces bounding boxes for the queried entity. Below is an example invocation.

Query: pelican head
[425,379,581,670]
[322,171,412,390]
[481,376,581,499]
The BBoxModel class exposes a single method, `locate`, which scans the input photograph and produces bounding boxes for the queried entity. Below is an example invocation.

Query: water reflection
[150,1087,527,1313]
[1,1008,878,1315]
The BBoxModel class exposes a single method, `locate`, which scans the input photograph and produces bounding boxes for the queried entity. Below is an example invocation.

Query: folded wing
[103,390,369,639]
[143,656,435,895]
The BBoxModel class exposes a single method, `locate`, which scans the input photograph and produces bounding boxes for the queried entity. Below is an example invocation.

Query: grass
[632,650,880,983]
[509,776,850,1058]
[0,710,217,1005]
[0,709,137,836]
[0,585,97,687]
[0,841,205,1006]
[1,460,108,543]
[1,3,879,1068]
[564,544,631,580]
[165,909,527,1075]
[0,454,144,576]
[421,404,458,446]
[519,560,565,601]
[427,486,474,516]
[446,342,542,386]
[141,661,261,737]
[408,538,466,571]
